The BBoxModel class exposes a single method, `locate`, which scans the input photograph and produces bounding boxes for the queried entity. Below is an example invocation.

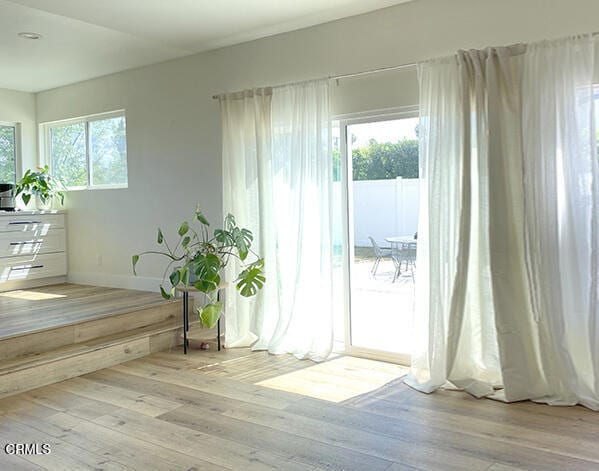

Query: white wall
[33,0,599,290]
[0,88,37,175]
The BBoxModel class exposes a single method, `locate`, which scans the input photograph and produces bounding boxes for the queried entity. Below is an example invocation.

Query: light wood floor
[0,284,168,338]
[0,347,598,470]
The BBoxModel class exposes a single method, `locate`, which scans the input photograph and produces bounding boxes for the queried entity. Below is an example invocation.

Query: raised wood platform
[0,283,192,398]
[0,284,173,338]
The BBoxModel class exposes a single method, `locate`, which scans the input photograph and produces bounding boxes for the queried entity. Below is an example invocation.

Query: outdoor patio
[349,248,416,355]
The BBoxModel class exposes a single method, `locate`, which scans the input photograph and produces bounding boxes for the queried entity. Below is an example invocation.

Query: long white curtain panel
[406,35,599,409]
[220,80,334,361]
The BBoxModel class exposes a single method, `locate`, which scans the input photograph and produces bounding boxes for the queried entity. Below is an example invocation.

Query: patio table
[385,236,417,282]
[385,236,416,246]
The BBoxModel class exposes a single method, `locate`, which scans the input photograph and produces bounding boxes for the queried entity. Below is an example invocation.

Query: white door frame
[335,106,418,366]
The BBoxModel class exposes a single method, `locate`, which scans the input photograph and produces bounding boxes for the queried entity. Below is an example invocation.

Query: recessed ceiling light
[18,32,42,40]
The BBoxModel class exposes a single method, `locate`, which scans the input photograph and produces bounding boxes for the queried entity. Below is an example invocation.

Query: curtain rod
[212,32,599,100]
[211,61,417,99]
[329,61,417,82]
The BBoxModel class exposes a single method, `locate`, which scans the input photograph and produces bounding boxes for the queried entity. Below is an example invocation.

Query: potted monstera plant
[15,165,65,210]
[132,206,265,329]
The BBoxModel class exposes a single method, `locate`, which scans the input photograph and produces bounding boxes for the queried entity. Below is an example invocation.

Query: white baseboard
[66,271,162,292]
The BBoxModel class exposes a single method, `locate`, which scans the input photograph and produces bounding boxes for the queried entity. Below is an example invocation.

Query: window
[45,111,127,189]
[0,124,18,184]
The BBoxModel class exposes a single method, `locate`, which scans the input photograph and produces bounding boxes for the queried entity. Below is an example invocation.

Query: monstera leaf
[132,255,140,275]
[224,213,236,231]
[159,285,171,300]
[198,302,223,329]
[231,227,253,261]
[191,253,221,293]
[214,228,233,245]
[237,259,265,297]
[195,206,210,226]
[178,221,189,236]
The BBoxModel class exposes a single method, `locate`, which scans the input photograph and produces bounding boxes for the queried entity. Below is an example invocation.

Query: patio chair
[391,242,417,282]
[368,236,392,275]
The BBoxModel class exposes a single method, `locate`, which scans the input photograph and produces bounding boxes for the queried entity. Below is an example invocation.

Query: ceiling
[0,0,413,93]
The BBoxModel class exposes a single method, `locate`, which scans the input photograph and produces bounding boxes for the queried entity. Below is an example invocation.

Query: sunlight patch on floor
[255,355,409,403]
[196,353,257,371]
[0,290,67,301]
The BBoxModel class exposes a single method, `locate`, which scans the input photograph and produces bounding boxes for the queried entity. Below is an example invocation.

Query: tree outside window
[48,113,128,189]
[0,125,16,184]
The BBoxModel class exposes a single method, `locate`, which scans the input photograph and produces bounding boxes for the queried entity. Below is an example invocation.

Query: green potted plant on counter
[132,205,265,329]
[15,165,65,210]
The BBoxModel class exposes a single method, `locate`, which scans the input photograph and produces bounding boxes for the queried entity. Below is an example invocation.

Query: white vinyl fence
[332,178,420,248]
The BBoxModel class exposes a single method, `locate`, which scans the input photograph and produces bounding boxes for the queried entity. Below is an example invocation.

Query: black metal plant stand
[180,288,221,354]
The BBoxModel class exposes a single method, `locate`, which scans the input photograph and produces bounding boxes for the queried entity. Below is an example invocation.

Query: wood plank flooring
[0,347,598,470]
[0,284,171,338]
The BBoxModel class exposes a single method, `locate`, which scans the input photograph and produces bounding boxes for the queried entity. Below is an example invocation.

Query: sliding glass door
[334,110,419,364]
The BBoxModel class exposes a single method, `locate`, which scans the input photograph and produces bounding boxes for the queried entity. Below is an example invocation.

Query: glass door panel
[344,117,419,359]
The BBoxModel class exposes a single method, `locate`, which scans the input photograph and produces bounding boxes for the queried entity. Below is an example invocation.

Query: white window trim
[0,121,22,184]
[40,110,128,190]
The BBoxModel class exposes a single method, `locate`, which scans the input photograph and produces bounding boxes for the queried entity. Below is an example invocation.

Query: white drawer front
[0,229,65,257]
[0,253,67,283]
[0,214,65,233]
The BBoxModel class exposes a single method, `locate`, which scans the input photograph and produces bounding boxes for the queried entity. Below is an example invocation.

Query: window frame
[0,121,22,185]
[41,110,128,191]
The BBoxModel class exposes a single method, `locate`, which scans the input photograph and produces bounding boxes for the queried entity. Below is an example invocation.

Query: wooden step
[0,319,197,399]
[0,297,182,361]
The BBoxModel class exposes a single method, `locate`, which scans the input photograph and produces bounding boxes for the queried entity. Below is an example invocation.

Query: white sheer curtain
[406,52,506,399]
[221,89,274,349]
[407,35,599,409]
[522,37,599,409]
[220,80,333,361]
